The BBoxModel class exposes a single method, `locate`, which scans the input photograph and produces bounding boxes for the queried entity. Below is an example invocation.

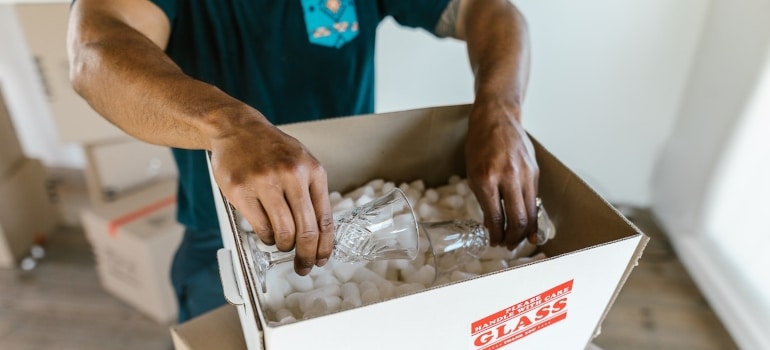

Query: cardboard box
[0,85,24,178]
[171,105,648,349]
[82,138,179,206]
[0,158,59,268]
[81,179,184,324]
[15,3,126,143]
[171,305,247,350]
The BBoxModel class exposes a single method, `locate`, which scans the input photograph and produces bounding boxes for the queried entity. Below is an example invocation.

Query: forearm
[68,9,267,150]
[463,0,530,120]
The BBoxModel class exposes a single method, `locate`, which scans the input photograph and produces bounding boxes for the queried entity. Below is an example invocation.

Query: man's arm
[436,0,538,250]
[68,0,334,275]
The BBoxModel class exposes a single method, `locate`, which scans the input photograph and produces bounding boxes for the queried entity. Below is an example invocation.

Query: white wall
[376,0,710,206]
[2,0,709,206]
[0,4,84,168]
[650,0,770,348]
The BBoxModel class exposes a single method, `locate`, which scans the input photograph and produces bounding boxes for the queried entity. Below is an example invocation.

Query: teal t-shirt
[150,0,450,231]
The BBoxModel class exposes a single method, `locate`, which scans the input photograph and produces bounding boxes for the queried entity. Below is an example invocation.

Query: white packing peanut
[405,265,435,286]
[286,271,315,292]
[481,246,517,261]
[274,308,296,323]
[265,267,293,297]
[399,263,418,280]
[436,184,456,197]
[417,202,445,221]
[385,266,400,281]
[359,280,378,292]
[341,281,360,298]
[329,191,343,206]
[439,194,464,210]
[390,257,412,270]
[355,194,374,207]
[332,261,365,283]
[382,181,396,194]
[361,287,381,304]
[411,252,427,267]
[450,270,478,282]
[409,179,425,192]
[448,175,462,185]
[424,189,439,203]
[464,194,484,222]
[309,260,335,278]
[418,235,431,254]
[352,265,387,284]
[264,288,286,311]
[463,259,483,275]
[285,284,341,312]
[511,239,538,260]
[366,179,385,191]
[434,275,452,286]
[332,197,355,213]
[376,279,396,299]
[367,260,389,278]
[303,296,342,319]
[238,216,253,232]
[298,286,342,313]
[343,185,375,201]
[455,181,470,196]
[340,282,362,310]
[404,189,422,211]
[313,273,339,288]
[481,259,509,274]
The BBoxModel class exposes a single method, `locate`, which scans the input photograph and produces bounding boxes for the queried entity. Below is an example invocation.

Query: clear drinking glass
[246,188,420,293]
[421,198,555,284]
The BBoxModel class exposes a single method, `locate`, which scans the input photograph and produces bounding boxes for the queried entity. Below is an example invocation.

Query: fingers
[283,165,332,276]
[471,179,537,249]
[470,180,505,247]
[500,182,537,249]
[249,201,274,245]
[309,170,334,266]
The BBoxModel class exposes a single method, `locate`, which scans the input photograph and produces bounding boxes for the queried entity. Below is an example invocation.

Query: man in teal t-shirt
[69,0,541,322]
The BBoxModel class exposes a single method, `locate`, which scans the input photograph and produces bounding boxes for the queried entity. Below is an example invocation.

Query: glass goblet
[245,187,420,293]
[421,198,555,285]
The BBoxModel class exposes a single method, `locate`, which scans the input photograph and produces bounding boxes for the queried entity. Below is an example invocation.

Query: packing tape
[107,196,177,237]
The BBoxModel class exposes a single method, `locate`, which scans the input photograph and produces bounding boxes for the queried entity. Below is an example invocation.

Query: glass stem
[266,250,296,268]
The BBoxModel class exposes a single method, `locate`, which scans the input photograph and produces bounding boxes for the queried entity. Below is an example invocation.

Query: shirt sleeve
[378,0,452,35]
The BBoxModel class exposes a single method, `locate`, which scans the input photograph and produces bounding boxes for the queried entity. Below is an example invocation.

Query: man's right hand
[209,116,335,276]
[69,0,334,277]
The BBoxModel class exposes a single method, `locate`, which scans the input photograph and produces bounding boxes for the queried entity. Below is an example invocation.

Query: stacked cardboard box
[80,179,183,324]
[0,85,24,179]
[82,138,179,206]
[14,2,184,324]
[0,158,60,269]
[0,87,59,269]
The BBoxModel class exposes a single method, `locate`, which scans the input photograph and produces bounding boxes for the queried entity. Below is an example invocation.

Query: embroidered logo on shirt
[301,0,359,48]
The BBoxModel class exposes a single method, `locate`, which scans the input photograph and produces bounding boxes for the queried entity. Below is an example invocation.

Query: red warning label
[470,279,574,350]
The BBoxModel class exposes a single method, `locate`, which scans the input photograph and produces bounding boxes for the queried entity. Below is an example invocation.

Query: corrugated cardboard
[15,3,126,143]
[82,138,179,205]
[171,105,648,349]
[171,305,247,350]
[0,158,59,268]
[0,85,24,179]
[81,179,184,324]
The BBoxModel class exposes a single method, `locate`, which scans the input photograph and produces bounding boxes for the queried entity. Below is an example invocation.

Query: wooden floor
[0,173,739,350]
